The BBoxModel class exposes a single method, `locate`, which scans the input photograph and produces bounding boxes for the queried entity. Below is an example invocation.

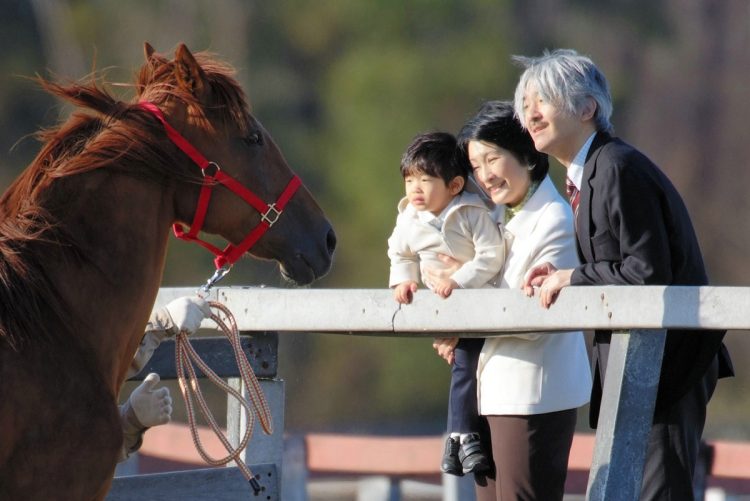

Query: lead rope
[174,301,273,494]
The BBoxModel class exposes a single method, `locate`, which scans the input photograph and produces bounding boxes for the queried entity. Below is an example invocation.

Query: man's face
[522,85,585,165]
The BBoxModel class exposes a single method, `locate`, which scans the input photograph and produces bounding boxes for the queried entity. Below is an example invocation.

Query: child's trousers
[447,337,484,433]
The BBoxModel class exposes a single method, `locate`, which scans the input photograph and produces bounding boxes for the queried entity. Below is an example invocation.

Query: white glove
[128,296,211,379]
[128,373,172,427]
[163,296,212,336]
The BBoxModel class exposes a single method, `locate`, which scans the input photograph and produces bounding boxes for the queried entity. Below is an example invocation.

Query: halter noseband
[139,102,301,277]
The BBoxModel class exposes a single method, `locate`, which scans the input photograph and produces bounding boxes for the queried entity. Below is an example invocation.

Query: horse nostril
[326,228,337,255]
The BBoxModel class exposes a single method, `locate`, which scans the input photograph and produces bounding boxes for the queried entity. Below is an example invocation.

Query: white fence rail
[157,285,750,334]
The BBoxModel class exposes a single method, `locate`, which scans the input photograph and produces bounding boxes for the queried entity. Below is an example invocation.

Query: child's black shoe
[440,436,463,476]
[458,433,491,474]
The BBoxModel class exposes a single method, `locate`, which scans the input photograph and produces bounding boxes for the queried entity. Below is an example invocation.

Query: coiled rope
[174,300,273,494]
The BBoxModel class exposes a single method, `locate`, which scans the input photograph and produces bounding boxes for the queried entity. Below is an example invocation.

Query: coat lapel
[578,131,612,263]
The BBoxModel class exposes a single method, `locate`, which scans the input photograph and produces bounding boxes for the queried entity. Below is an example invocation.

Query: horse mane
[0,48,252,349]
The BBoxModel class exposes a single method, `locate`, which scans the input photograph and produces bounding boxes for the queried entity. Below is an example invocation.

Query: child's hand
[393,281,418,304]
[432,278,459,298]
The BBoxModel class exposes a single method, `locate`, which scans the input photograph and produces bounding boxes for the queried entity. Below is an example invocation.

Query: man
[516,49,733,500]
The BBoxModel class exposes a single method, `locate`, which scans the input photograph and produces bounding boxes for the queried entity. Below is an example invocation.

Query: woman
[431,101,591,500]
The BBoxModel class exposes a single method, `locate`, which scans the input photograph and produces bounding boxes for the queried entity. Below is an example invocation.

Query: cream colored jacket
[477,177,592,415]
[387,191,507,290]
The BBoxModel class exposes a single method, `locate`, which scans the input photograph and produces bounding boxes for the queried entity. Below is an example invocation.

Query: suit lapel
[578,132,612,263]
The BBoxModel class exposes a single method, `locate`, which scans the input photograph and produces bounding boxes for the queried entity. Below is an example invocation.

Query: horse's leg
[0,342,122,500]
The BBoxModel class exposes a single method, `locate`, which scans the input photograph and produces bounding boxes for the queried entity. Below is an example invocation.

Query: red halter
[139,102,301,272]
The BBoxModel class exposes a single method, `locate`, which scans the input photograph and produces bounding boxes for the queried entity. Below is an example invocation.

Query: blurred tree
[0,0,51,187]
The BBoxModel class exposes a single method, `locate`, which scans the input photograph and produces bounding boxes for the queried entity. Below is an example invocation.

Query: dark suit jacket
[570,132,733,427]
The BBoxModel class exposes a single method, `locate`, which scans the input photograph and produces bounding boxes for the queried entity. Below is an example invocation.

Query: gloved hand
[128,372,172,428]
[163,296,212,336]
[128,296,212,379]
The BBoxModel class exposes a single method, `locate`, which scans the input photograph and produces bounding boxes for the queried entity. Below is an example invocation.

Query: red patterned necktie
[566,177,580,218]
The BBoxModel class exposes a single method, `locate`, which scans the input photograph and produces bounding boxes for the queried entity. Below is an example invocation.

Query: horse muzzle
[278,225,336,286]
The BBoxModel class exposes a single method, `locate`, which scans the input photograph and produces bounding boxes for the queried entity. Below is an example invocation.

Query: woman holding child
[431,101,592,500]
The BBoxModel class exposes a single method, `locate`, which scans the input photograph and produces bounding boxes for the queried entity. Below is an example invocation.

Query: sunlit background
[1,0,748,440]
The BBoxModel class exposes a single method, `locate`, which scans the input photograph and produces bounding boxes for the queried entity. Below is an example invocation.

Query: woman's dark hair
[400,131,470,187]
[457,100,548,182]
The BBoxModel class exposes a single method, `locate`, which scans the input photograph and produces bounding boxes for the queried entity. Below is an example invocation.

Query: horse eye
[245,131,263,145]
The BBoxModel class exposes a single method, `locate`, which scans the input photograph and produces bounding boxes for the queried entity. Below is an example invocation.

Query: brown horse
[0,43,335,500]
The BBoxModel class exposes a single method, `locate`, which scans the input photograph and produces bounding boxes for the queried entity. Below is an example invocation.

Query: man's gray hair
[512,49,613,133]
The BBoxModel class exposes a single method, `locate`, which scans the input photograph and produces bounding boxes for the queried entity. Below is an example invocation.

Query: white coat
[477,176,592,415]
[387,191,507,289]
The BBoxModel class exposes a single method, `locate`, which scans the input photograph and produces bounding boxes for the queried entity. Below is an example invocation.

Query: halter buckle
[261,204,281,226]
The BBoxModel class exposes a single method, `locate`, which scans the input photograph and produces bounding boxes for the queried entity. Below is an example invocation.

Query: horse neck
[44,169,175,392]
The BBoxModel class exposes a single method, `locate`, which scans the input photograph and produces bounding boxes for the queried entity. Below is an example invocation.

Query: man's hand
[163,296,212,336]
[393,281,418,304]
[129,373,172,427]
[523,263,573,308]
[537,269,574,308]
[522,262,558,296]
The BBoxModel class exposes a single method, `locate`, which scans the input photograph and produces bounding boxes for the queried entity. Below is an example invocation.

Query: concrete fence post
[586,329,666,501]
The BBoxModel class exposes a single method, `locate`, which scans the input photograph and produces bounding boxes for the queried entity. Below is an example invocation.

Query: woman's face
[467,140,531,207]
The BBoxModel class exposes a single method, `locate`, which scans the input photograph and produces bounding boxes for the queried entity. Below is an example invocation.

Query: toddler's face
[404,171,456,216]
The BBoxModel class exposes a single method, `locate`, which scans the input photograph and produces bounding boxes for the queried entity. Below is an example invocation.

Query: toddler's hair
[400,131,470,187]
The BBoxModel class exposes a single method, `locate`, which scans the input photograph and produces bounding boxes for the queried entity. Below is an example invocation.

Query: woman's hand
[432,337,459,365]
[423,253,461,289]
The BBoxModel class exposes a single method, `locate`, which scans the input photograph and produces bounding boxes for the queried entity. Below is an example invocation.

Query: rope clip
[199,265,231,295]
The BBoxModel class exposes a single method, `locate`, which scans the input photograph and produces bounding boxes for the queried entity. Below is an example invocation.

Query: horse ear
[137,43,159,95]
[174,44,207,99]
[144,42,156,61]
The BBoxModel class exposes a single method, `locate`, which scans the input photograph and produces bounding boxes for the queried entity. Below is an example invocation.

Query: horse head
[137,43,336,285]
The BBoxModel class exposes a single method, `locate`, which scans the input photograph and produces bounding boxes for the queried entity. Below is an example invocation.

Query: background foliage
[1,0,749,438]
